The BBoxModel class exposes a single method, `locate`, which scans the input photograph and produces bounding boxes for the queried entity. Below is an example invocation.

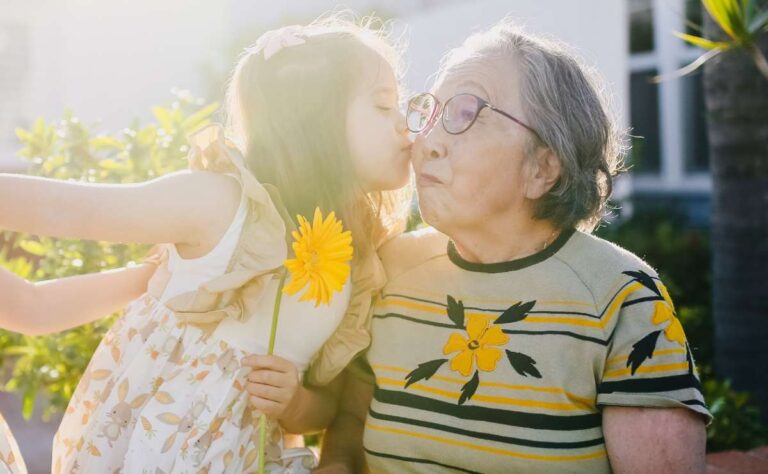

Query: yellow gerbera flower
[283,207,353,306]
[443,315,510,377]
[651,283,686,346]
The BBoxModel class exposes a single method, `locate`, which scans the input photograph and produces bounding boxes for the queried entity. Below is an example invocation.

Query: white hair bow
[250,25,307,61]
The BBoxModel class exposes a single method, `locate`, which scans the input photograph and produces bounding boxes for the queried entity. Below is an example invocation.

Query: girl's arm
[0,171,241,253]
[0,263,156,336]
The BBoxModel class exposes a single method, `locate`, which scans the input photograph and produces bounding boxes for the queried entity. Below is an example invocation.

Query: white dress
[0,413,26,473]
[51,128,352,473]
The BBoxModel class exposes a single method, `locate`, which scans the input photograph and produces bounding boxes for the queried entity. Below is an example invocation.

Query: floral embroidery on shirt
[404,295,541,405]
[622,270,692,375]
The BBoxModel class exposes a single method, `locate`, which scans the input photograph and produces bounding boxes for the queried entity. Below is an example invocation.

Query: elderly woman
[316,20,710,474]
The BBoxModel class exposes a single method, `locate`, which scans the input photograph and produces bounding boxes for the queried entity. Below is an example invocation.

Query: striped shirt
[360,227,711,473]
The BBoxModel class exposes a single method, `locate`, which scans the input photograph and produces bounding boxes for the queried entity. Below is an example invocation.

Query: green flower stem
[258,268,288,474]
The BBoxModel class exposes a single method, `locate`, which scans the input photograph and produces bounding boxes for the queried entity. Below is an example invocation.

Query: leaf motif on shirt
[505,350,542,378]
[623,270,662,298]
[627,330,662,375]
[458,370,480,405]
[495,301,536,324]
[404,359,448,389]
[446,295,465,328]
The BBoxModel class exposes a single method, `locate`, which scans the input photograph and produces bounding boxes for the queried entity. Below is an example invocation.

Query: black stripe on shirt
[682,399,708,408]
[373,387,602,431]
[597,374,703,394]
[364,447,482,474]
[368,408,605,449]
[373,312,609,346]
[381,293,602,319]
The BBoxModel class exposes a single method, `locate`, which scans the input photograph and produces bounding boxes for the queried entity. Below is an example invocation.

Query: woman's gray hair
[439,20,627,232]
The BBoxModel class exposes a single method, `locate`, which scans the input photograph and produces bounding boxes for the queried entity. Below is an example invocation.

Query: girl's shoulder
[142,125,290,325]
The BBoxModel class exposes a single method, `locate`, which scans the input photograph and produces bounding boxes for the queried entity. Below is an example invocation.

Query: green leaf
[622,270,662,297]
[404,359,448,388]
[22,387,36,420]
[446,296,465,328]
[18,240,48,257]
[495,301,535,325]
[668,48,725,80]
[674,32,732,50]
[743,0,757,20]
[748,7,768,33]
[33,117,45,136]
[458,370,479,405]
[506,350,542,378]
[14,128,32,142]
[90,136,124,151]
[98,159,132,172]
[626,330,662,375]
[3,346,36,356]
[152,106,174,131]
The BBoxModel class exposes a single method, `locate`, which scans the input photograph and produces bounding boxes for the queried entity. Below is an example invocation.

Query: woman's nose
[420,131,447,161]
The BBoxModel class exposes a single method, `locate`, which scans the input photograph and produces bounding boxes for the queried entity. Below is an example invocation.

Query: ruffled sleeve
[304,245,387,386]
[145,124,289,325]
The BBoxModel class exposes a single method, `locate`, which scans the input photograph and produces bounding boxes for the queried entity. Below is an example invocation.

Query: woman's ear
[524,147,561,200]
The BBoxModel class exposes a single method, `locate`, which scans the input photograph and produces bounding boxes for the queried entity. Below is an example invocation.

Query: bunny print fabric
[51,294,316,473]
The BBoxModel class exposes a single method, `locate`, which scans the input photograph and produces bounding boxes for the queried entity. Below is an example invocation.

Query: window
[630,0,655,53]
[628,0,711,191]
[629,69,661,173]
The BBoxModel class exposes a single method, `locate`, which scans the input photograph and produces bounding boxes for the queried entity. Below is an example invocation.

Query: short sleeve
[596,269,712,425]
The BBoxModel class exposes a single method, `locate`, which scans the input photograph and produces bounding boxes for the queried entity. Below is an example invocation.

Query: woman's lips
[417,172,442,187]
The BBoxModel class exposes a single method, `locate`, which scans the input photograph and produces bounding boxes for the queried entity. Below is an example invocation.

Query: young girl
[0,15,412,472]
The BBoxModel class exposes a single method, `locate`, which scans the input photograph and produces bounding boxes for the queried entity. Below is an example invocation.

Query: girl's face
[346,54,412,193]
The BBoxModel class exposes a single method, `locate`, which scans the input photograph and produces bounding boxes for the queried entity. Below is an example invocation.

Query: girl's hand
[242,354,302,419]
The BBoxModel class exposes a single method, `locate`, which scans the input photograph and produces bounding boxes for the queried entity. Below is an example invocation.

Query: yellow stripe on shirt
[372,364,595,409]
[378,282,644,330]
[376,377,594,412]
[602,362,690,379]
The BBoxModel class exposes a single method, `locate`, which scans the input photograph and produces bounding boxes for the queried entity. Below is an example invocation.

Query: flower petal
[480,324,509,347]
[450,350,474,377]
[664,317,687,346]
[466,315,489,341]
[475,347,503,373]
[443,333,468,355]
[283,208,353,306]
[658,282,676,314]
[651,301,674,326]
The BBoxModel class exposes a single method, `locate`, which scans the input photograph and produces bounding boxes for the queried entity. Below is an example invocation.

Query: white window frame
[629,0,712,194]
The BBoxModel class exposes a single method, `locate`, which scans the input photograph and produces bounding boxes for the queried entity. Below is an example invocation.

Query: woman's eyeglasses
[406,92,543,142]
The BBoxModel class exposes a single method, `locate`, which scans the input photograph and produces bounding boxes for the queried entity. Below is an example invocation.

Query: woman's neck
[449,215,560,265]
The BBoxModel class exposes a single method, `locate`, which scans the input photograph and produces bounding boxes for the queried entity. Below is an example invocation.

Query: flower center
[468,340,480,350]
[303,250,321,272]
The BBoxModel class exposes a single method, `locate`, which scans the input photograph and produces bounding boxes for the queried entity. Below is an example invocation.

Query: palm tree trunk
[704,14,768,424]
